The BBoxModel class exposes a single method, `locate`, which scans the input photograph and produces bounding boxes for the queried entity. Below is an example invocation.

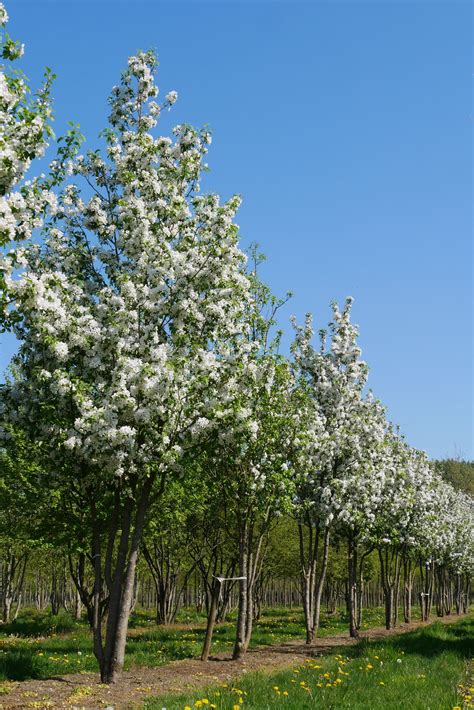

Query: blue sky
[1,1,472,459]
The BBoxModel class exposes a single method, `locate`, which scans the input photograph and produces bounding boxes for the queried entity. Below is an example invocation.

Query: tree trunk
[201,578,220,661]
[232,521,248,661]
[74,586,82,621]
[403,558,413,623]
[419,559,434,622]
[299,520,318,645]
[2,552,28,623]
[313,527,330,636]
[88,474,156,684]
[347,534,359,638]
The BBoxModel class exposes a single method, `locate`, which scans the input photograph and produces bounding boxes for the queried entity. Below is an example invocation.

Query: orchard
[0,4,472,709]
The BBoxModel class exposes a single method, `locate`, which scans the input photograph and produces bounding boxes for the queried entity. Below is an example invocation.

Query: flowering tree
[368,436,433,627]
[0,3,57,327]
[292,298,388,639]
[411,476,473,620]
[3,50,252,682]
[196,251,299,661]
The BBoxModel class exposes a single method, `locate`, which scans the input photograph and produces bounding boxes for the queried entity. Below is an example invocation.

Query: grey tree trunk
[85,474,156,684]
[299,520,318,645]
[313,528,330,636]
[74,586,82,621]
[379,547,401,630]
[1,552,28,623]
[233,523,248,661]
[201,578,221,661]
[232,513,268,660]
[403,557,414,623]
[347,534,359,638]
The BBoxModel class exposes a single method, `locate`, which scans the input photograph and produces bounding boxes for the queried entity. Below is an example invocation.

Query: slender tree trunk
[313,527,330,636]
[2,552,28,623]
[455,574,462,615]
[2,594,12,624]
[347,534,359,638]
[233,520,248,661]
[88,475,155,684]
[379,548,401,630]
[393,555,402,627]
[299,521,318,645]
[100,481,152,683]
[355,547,373,630]
[201,578,221,661]
[419,560,433,622]
[12,591,22,621]
[436,566,445,617]
[462,575,470,613]
[74,586,82,621]
[403,558,413,623]
[244,571,254,650]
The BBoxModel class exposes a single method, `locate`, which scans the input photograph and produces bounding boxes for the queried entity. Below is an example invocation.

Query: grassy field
[146,616,474,710]
[0,605,407,682]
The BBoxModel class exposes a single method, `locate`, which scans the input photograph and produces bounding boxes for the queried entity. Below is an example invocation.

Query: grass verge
[146,616,473,710]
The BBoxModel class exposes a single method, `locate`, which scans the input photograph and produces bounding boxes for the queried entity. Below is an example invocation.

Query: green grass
[147,616,473,710]
[0,605,420,682]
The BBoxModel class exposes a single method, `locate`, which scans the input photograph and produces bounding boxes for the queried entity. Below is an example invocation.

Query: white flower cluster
[0,3,55,325]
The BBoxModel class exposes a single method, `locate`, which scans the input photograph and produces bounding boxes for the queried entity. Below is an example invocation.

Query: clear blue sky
[1,1,472,459]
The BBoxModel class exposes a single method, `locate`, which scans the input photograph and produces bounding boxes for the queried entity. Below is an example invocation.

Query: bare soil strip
[0,614,468,710]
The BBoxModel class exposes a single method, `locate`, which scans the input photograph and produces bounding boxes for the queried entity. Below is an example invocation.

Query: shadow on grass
[0,651,45,681]
[0,610,83,637]
[264,615,473,663]
[351,617,473,660]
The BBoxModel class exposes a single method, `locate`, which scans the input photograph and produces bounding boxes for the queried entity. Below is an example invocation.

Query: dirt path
[0,614,469,710]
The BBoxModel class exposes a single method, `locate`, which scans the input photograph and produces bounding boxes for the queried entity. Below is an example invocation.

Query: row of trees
[0,4,472,685]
